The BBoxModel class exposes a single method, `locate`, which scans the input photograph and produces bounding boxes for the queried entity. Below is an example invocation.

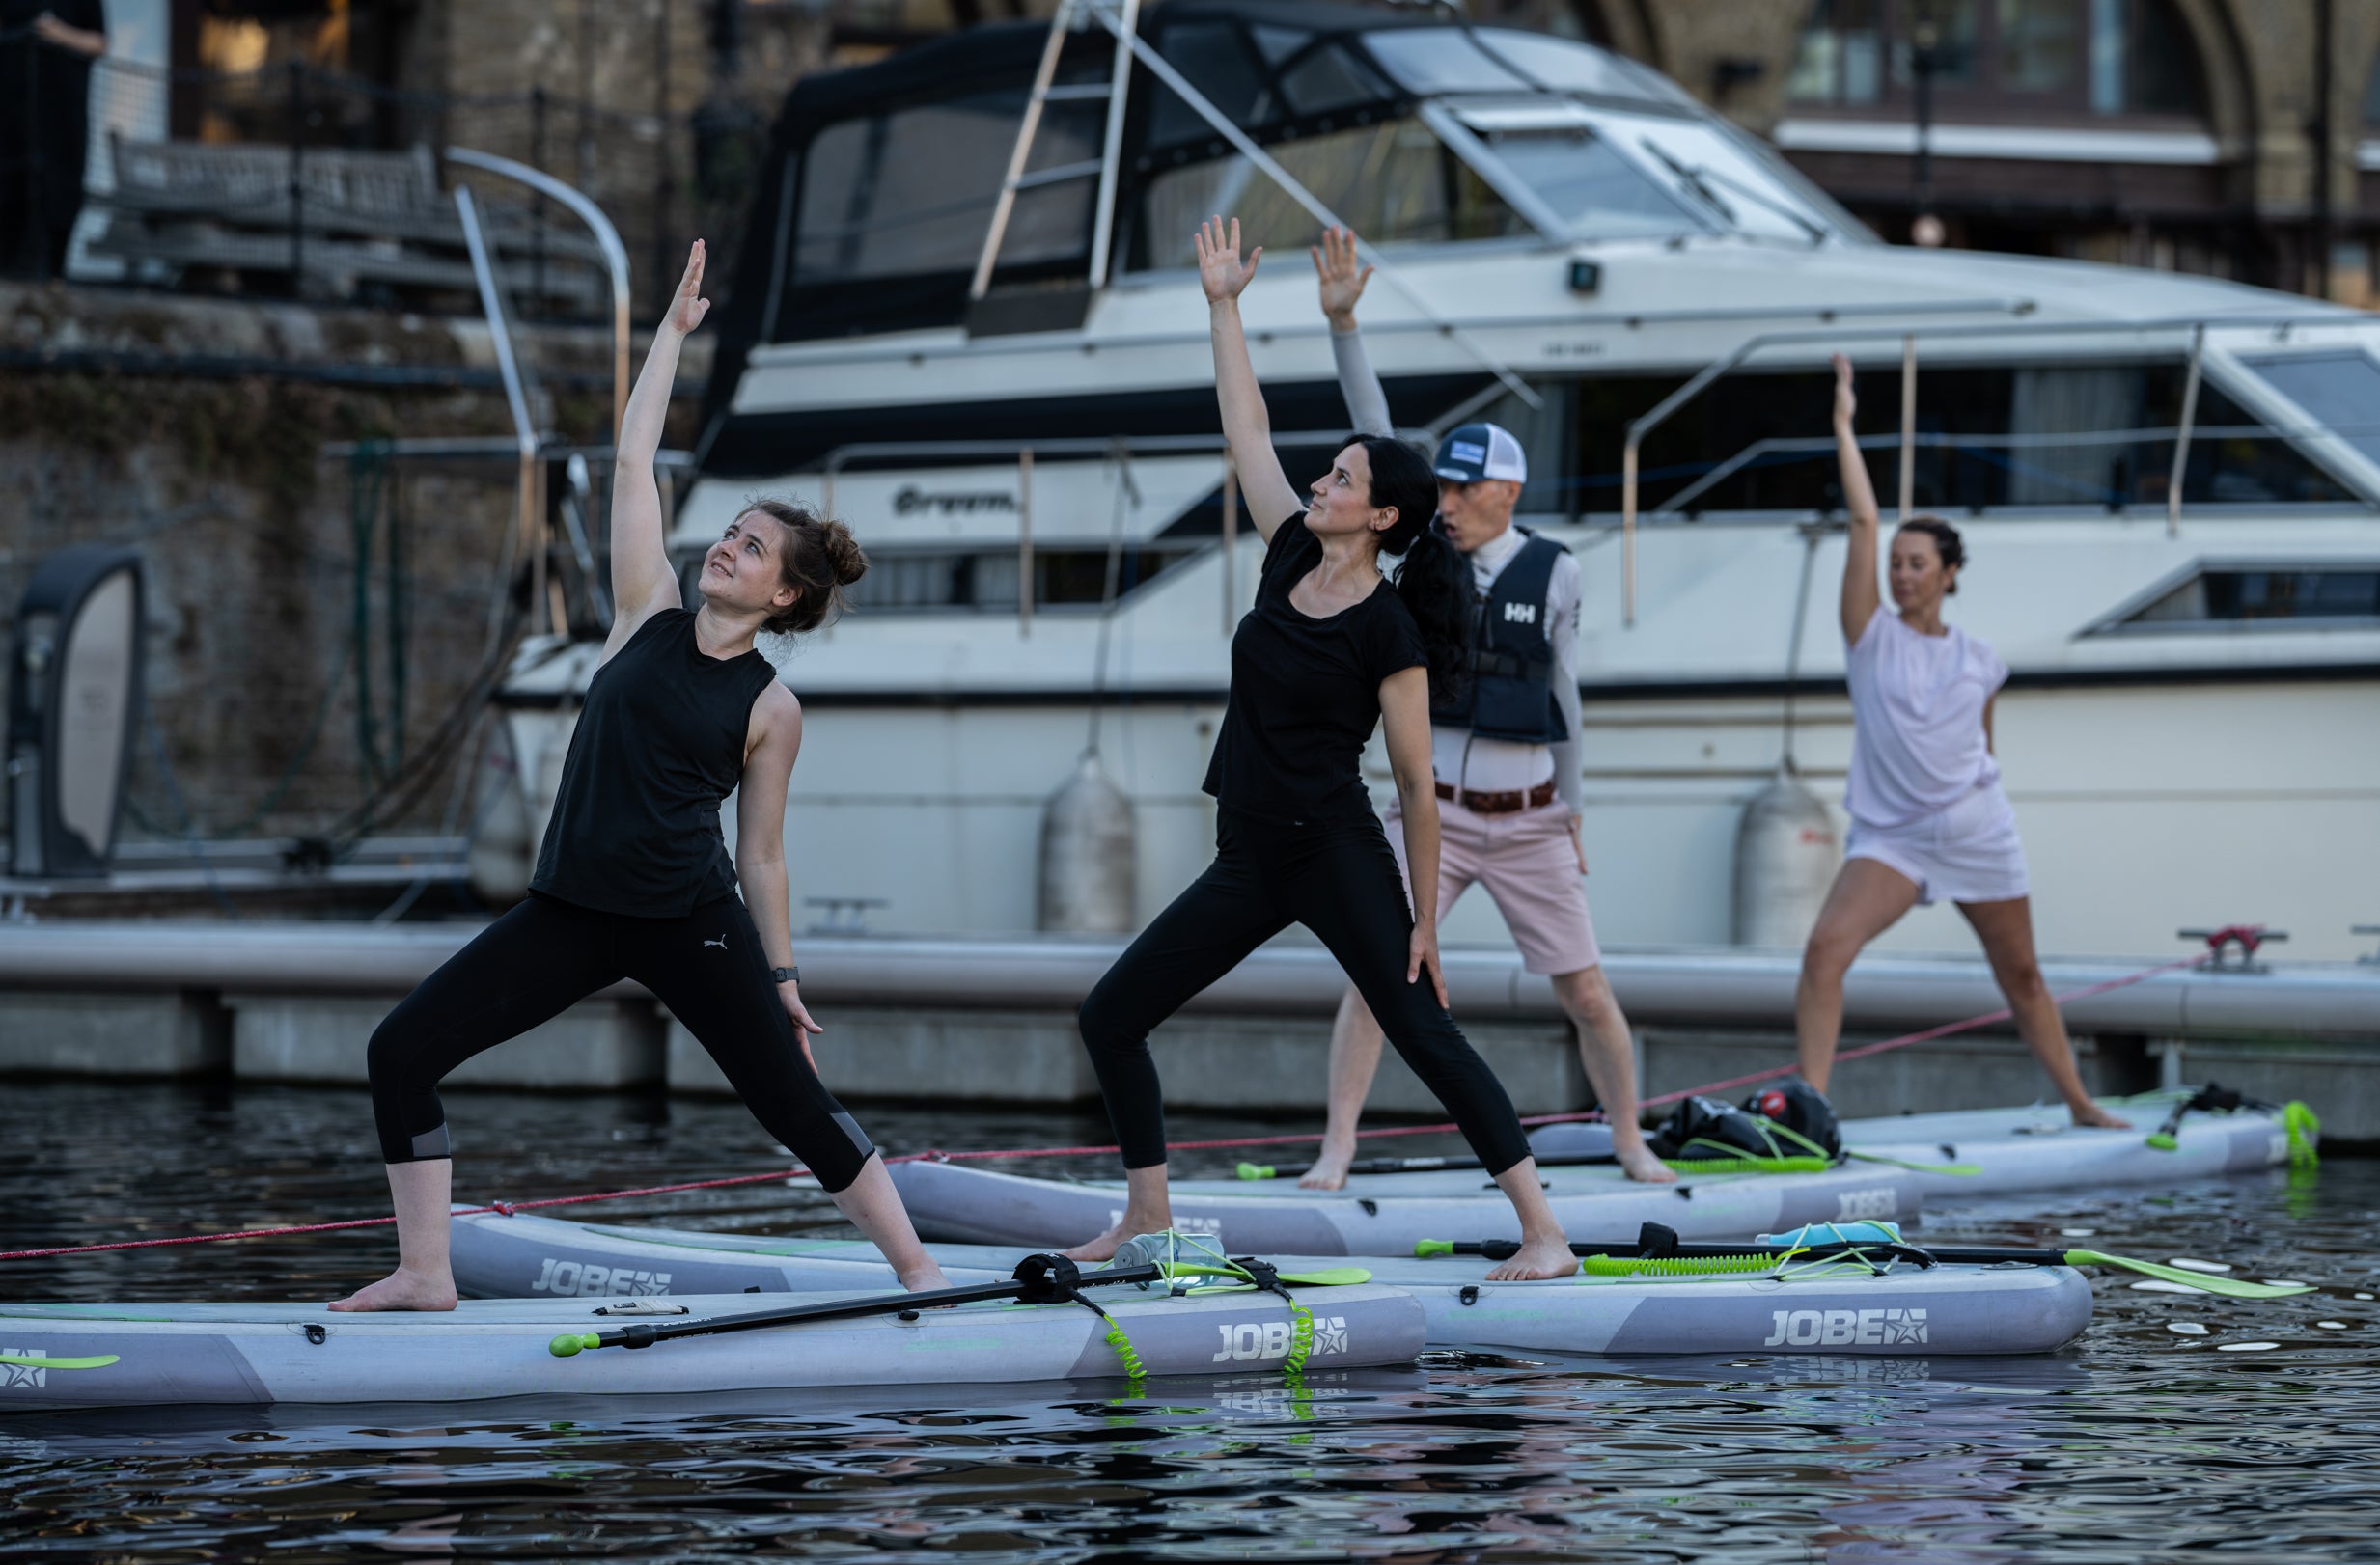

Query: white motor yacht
[497,0,2380,962]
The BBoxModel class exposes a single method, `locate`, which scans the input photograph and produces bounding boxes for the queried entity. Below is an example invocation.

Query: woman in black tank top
[333,244,949,1311]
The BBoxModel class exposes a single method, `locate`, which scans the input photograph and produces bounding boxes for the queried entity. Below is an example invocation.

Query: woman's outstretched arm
[1313,225,1391,438]
[1381,666,1449,1011]
[1833,352,1883,643]
[1197,216,1302,542]
[737,685,820,1063]
[605,241,709,659]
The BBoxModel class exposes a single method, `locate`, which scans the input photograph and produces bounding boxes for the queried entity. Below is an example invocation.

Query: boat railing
[1619,309,2371,626]
[815,428,1431,637]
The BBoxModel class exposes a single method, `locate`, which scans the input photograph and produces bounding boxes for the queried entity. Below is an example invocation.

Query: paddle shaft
[569,1263,1165,1351]
[1242,1151,1615,1180]
[1460,1238,2066,1266]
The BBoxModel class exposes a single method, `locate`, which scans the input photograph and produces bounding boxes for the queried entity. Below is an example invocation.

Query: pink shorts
[1385,796,1603,975]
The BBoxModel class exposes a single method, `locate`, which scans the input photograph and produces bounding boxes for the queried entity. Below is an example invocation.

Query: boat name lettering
[531,1258,675,1297]
[1761,1307,1929,1348]
[1211,1315,1348,1362]
[1835,1187,1897,1220]
[892,486,1017,516]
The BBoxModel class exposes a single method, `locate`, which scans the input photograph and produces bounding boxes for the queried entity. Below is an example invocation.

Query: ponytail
[1393,528,1472,703]
[1356,434,1472,705]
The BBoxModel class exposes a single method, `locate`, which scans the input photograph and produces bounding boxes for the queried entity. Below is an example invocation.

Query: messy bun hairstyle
[1896,515,1966,594]
[742,498,868,633]
[1356,435,1472,705]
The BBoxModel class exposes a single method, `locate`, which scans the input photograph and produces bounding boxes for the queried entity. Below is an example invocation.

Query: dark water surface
[3,1079,2377,1562]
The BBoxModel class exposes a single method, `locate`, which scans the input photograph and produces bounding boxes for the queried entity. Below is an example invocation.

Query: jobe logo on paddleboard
[1,1349,51,1389]
[1212,1315,1348,1362]
[1834,1187,1896,1220]
[1762,1307,1928,1348]
[532,1258,674,1297]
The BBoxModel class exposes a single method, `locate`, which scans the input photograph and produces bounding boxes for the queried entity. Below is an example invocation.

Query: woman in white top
[1795,356,2127,1129]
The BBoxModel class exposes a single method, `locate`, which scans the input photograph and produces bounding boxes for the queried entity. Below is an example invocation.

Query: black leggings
[367,892,876,1192]
[1078,808,1532,1175]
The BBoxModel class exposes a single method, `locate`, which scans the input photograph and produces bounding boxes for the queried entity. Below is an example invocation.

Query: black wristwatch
[770,965,800,985]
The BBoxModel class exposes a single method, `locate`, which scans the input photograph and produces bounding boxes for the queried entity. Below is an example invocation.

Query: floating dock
[1,923,2374,1139]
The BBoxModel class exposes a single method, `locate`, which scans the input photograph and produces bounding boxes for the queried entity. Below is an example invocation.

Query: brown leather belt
[1435,778,1557,815]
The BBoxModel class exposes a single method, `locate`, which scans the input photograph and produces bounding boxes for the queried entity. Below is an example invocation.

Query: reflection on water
[3,1080,2376,1561]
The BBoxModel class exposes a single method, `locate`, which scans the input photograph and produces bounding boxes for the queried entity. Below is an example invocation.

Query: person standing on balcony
[0,4,106,279]
[1294,227,1672,1189]
[1064,217,1578,1281]
[1795,354,2127,1129]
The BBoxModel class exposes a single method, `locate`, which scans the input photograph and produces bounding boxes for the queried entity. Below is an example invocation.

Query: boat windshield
[1135,118,1531,270]
[1446,101,1863,247]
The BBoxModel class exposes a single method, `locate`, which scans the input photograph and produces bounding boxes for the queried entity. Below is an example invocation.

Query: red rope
[0,947,2215,1262]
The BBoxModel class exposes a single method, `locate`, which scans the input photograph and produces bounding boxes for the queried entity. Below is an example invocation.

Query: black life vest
[1431,529,1569,744]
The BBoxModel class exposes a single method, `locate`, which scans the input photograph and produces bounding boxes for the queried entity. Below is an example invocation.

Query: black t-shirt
[1202,513,1427,823]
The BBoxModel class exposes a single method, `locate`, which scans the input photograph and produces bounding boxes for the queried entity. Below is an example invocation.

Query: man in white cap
[1297,227,1671,1187]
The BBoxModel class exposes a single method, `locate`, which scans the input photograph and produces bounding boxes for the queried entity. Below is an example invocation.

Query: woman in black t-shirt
[1065,219,1578,1281]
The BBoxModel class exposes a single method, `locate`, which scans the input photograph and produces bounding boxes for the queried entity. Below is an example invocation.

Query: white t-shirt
[1843,605,2007,829]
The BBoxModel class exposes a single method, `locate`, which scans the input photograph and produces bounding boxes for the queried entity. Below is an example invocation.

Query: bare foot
[1615,1142,1679,1185]
[328,1268,458,1312]
[1061,1213,1162,1263]
[898,1264,953,1292]
[1297,1145,1355,1191]
[1483,1235,1580,1282]
[2071,1105,2133,1130]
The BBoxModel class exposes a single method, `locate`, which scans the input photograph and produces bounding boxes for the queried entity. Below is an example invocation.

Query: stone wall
[0,281,706,849]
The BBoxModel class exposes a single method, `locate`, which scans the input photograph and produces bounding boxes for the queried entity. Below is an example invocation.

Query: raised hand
[665,239,711,337]
[1311,225,1373,327]
[1831,352,1857,429]
[1194,215,1262,306]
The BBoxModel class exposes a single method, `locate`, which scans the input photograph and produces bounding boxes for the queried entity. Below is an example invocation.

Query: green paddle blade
[1414,1239,1456,1258]
[0,1352,120,1371]
[1235,1163,1277,1181]
[2145,1132,2179,1151]
[550,1333,601,1358]
[2065,1250,2313,1299]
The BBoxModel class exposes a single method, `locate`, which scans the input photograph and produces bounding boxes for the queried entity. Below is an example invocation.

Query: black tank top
[530,609,779,917]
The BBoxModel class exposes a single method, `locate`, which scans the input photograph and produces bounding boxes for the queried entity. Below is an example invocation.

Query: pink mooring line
[0,947,2217,1262]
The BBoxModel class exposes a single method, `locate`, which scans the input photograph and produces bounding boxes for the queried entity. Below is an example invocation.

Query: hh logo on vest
[1502,601,1537,624]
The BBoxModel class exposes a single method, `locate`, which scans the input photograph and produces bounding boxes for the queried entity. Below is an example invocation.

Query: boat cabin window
[2236,351,2380,472]
[2092,563,2380,633]
[1457,359,2355,518]
[844,545,1202,614]
[794,86,1102,284]
[1136,120,1528,271]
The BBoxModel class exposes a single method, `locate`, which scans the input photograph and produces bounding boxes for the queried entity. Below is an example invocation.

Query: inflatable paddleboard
[0,1281,1424,1414]
[885,1157,1920,1254]
[448,1212,2089,1357]
[1531,1089,2311,1201]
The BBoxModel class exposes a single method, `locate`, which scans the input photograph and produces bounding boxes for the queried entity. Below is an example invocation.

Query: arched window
[1788,0,2207,122]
